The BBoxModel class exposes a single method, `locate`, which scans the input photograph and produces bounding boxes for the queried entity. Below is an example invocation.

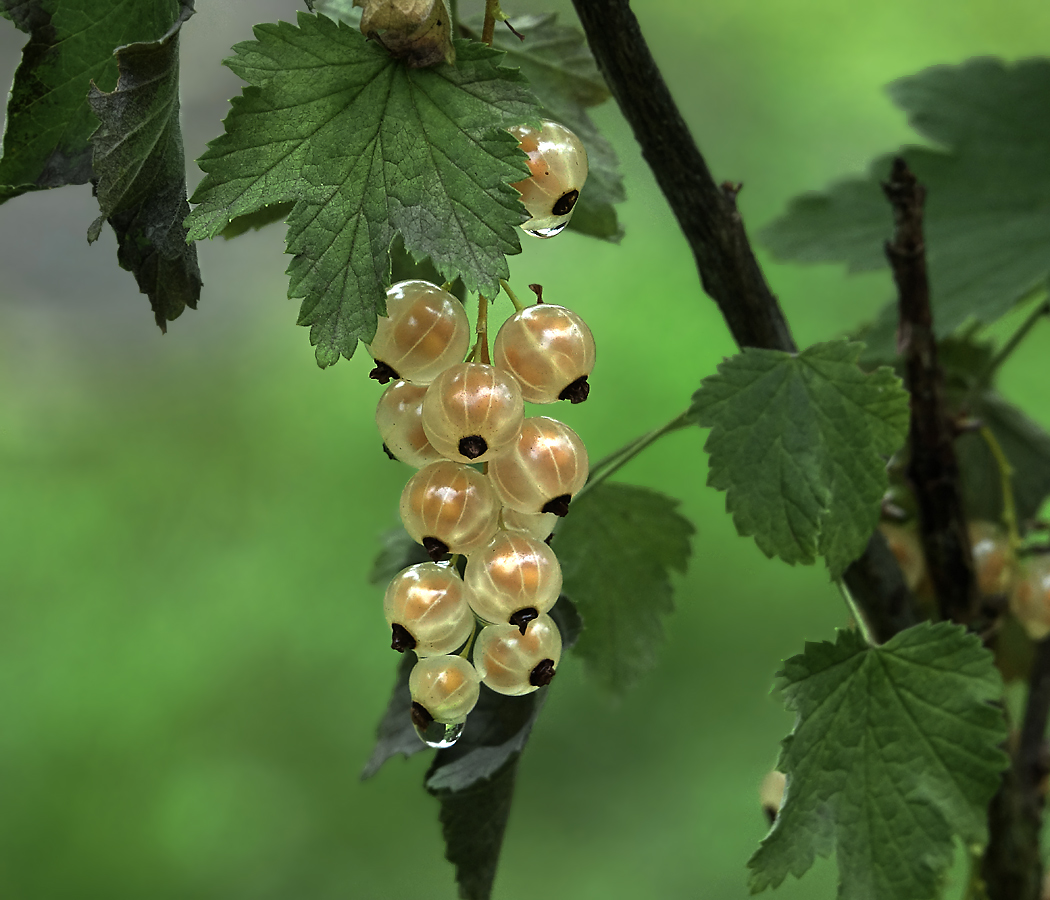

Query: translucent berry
[493,304,596,404]
[375,380,443,468]
[400,461,501,559]
[365,280,470,385]
[464,531,562,629]
[510,120,588,238]
[878,522,926,592]
[383,563,475,656]
[421,363,524,463]
[409,654,481,747]
[487,417,588,517]
[970,520,1014,598]
[472,614,563,696]
[759,771,787,825]
[500,507,558,542]
[1010,555,1050,640]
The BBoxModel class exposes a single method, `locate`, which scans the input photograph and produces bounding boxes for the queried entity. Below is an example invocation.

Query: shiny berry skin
[969,521,1014,598]
[383,563,475,656]
[464,531,562,627]
[375,380,443,468]
[365,280,470,384]
[510,120,588,238]
[493,304,596,404]
[472,614,562,696]
[421,363,524,463]
[409,654,481,725]
[400,461,501,559]
[500,508,558,542]
[487,417,588,517]
[1010,555,1050,640]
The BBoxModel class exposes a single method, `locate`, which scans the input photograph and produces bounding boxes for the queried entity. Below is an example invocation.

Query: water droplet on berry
[414,718,466,748]
[524,221,569,239]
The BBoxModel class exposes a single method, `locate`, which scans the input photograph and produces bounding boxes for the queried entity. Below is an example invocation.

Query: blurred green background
[2,2,1050,898]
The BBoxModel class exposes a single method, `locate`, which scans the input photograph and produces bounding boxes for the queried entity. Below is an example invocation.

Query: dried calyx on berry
[494,303,596,405]
[509,120,588,239]
[421,362,524,464]
[488,417,589,517]
[364,280,470,385]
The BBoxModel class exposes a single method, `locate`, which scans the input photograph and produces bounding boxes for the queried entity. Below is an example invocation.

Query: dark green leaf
[431,756,517,900]
[689,340,909,577]
[487,12,624,241]
[0,0,183,200]
[749,622,1008,900]
[87,2,200,331]
[551,482,692,693]
[425,597,580,900]
[361,652,422,779]
[219,201,294,240]
[368,526,431,586]
[185,14,541,366]
[761,58,1050,335]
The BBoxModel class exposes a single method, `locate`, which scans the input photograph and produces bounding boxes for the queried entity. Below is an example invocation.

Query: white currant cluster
[368,120,591,747]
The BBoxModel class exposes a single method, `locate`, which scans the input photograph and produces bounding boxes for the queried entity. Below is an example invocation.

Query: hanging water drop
[413,716,467,748]
[524,220,570,239]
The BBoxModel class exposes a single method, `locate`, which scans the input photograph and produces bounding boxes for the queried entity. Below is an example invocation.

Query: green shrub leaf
[551,482,693,694]
[87,3,200,331]
[185,13,541,366]
[749,622,1009,900]
[689,340,909,577]
[761,58,1050,334]
[0,0,185,200]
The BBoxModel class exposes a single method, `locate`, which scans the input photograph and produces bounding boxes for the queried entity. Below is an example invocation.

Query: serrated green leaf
[551,482,692,693]
[0,0,183,200]
[689,340,909,577]
[431,756,517,900]
[186,13,541,366]
[87,2,200,331]
[749,622,1008,900]
[761,58,1050,335]
[487,12,625,241]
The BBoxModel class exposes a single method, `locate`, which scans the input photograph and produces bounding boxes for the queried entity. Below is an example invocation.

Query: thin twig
[577,411,692,499]
[481,0,498,45]
[571,0,921,640]
[883,156,977,625]
[570,0,795,352]
[981,636,1050,900]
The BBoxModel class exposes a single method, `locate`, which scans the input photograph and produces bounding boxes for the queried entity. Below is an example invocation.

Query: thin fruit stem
[578,410,692,498]
[499,278,527,312]
[978,296,1050,386]
[837,580,878,647]
[476,294,491,364]
[979,425,1021,549]
[481,0,498,44]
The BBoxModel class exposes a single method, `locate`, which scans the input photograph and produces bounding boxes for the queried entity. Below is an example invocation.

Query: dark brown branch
[982,637,1050,900]
[882,156,977,625]
[569,0,795,353]
[572,0,921,638]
